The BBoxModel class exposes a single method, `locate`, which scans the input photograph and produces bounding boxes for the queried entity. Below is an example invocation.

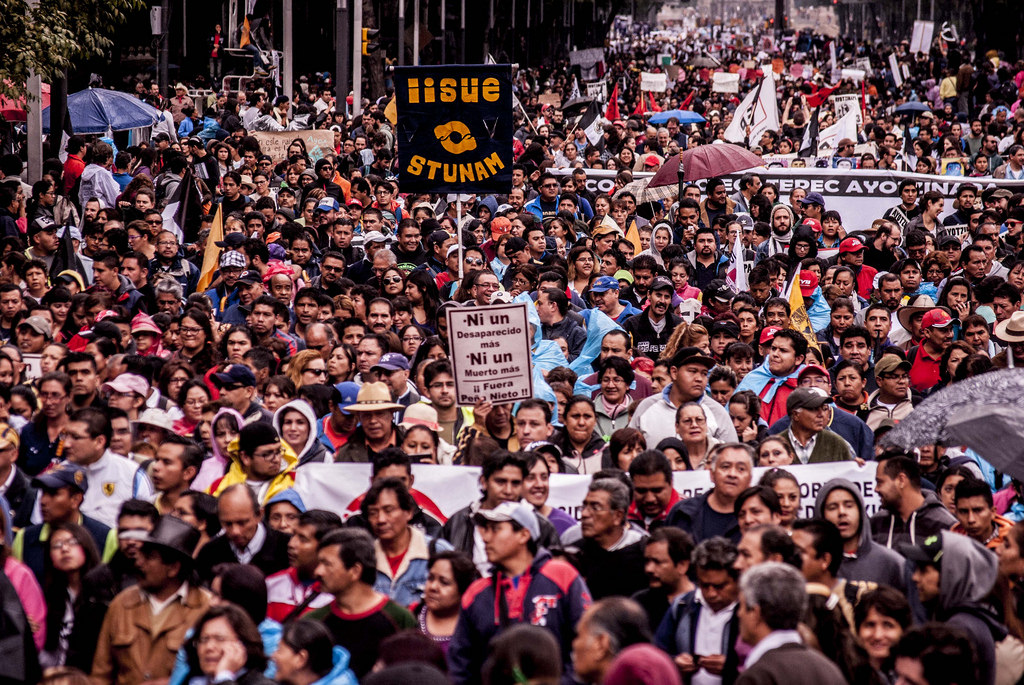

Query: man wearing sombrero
[335,382,406,462]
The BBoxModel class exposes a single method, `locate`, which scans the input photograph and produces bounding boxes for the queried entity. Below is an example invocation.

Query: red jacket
[63,154,86,195]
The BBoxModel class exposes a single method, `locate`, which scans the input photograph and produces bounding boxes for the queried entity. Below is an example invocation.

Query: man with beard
[310,251,347,298]
[673,198,700,244]
[205,250,245,320]
[699,178,735,229]
[622,277,682,360]
[667,443,754,543]
[687,226,729,291]
[871,453,957,550]
[755,204,797,263]
[632,527,695,632]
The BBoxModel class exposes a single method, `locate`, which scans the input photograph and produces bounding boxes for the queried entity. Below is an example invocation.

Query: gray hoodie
[870,488,957,550]
[814,479,906,593]
[272,399,328,466]
[929,532,1006,685]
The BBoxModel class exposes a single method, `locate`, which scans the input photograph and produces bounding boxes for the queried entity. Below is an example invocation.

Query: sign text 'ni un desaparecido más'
[446,303,533,406]
[394,65,514,194]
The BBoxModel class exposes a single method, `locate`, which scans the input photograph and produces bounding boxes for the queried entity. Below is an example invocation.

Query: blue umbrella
[648,109,705,125]
[42,88,161,134]
[894,101,932,115]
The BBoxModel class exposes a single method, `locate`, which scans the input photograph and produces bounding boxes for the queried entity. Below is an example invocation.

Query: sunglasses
[465,258,484,267]
[304,368,328,376]
[383,276,403,284]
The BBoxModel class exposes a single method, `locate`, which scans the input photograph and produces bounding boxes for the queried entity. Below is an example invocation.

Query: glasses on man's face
[253,446,282,460]
[158,240,177,247]
[148,220,164,227]
[542,183,559,189]
[465,258,484,267]
[321,264,344,273]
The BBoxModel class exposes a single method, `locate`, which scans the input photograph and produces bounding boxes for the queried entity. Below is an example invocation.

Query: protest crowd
[4,7,1024,685]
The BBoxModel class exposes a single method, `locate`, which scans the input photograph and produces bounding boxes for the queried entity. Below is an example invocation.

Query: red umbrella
[0,82,51,122]
[648,143,763,187]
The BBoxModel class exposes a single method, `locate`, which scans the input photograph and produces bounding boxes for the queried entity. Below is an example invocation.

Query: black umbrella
[882,369,1024,480]
[561,96,596,120]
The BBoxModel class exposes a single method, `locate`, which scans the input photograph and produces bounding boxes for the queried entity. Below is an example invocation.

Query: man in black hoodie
[814,478,906,593]
[871,454,956,550]
[902,531,1006,685]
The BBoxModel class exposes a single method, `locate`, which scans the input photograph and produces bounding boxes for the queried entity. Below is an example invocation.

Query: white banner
[910,20,935,54]
[293,462,881,525]
[550,166,1024,227]
[889,53,904,87]
[829,93,863,125]
[585,81,606,101]
[641,72,669,93]
[712,72,740,93]
[724,71,780,146]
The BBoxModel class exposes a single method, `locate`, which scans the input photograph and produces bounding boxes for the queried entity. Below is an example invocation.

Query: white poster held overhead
[910,20,935,54]
[889,53,904,87]
[640,72,668,92]
[712,72,740,94]
[585,81,606,101]
[830,93,863,125]
[446,302,533,406]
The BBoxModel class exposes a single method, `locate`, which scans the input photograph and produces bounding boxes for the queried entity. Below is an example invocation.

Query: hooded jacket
[925,531,1007,685]
[273,399,328,466]
[208,429,298,504]
[192,407,244,492]
[870,488,957,550]
[813,479,906,592]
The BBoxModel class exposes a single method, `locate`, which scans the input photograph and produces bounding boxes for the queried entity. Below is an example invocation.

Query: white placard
[446,302,533,406]
[910,20,935,54]
[889,53,904,87]
[640,72,668,92]
[830,93,863,125]
[712,72,740,93]
[585,81,606,101]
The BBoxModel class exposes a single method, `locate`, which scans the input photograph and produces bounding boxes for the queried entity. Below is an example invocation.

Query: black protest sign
[395,65,514,194]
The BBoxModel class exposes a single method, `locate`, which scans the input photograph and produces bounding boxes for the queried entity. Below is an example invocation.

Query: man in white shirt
[62,407,152,528]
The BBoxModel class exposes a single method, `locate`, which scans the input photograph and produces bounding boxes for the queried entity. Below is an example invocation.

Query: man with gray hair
[668,443,754,544]
[153,276,184,316]
[572,478,649,599]
[736,562,846,684]
[570,597,653,684]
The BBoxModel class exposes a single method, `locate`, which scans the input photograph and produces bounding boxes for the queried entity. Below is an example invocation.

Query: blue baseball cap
[590,275,620,293]
[212,364,256,388]
[332,381,360,415]
[33,462,88,493]
[372,353,411,373]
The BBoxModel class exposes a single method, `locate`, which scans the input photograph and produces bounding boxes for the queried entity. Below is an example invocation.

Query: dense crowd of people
[2,12,1024,685]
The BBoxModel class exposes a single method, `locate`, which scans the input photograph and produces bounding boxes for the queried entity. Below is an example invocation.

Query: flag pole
[457,197,464,280]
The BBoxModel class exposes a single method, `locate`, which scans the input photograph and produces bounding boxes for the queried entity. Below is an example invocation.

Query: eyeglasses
[321,264,344,273]
[880,373,909,381]
[581,502,610,513]
[157,240,177,246]
[384,276,403,284]
[678,417,706,425]
[465,258,484,267]
[403,335,423,342]
[179,326,203,335]
[51,539,82,552]
[253,446,282,460]
[148,220,164,226]
[304,368,328,376]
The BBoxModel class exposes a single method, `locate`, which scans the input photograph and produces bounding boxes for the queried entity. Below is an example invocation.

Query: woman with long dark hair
[173,308,219,371]
[41,522,101,670]
[404,269,440,334]
[184,604,274,685]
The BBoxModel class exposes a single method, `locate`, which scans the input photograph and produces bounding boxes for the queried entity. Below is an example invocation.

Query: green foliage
[0,0,143,105]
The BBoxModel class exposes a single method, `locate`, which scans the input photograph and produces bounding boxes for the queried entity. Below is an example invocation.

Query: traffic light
[361,28,380,56]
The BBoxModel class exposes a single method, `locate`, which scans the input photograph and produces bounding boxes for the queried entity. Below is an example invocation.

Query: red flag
[805,84,838,108]
[632,94,647,117]
[605,84,620,121]
[648,91,662,113]
[680,90,695,110]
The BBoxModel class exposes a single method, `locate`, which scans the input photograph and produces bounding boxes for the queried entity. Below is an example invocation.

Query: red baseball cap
[921,308,954,329]
[802,218,822,233]
[839,237,866,253]
[759,326,782,345]
[799,270,819,297]
[798,364,830,381]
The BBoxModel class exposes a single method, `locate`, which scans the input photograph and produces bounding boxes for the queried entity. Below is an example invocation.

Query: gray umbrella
[882,369,1024,480]
[614,177,676,205]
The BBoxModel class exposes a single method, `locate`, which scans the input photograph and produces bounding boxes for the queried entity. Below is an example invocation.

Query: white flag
[815,107,859,155]
[568,77,581,102]
[723,70,779,145]
[727,227,748,292]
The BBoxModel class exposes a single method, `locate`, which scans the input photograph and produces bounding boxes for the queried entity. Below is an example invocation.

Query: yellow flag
[197,204,224,293]
[787,278,820,351]
[384,96,397,125]
[625,219,643,255]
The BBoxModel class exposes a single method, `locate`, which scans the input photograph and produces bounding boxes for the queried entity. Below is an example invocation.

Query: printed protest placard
[446,303,533,406]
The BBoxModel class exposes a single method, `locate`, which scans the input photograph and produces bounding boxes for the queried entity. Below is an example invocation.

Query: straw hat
[345,382,403,412]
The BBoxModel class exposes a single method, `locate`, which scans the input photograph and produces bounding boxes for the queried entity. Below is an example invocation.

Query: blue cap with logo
[590,275,621,293]
[332,381,361,415]
[33,462,88,493]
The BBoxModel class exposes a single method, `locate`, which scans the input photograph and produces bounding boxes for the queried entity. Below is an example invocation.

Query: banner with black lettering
[294,462,880,524]
[553,166,1024,227]
[395,65,514,194]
